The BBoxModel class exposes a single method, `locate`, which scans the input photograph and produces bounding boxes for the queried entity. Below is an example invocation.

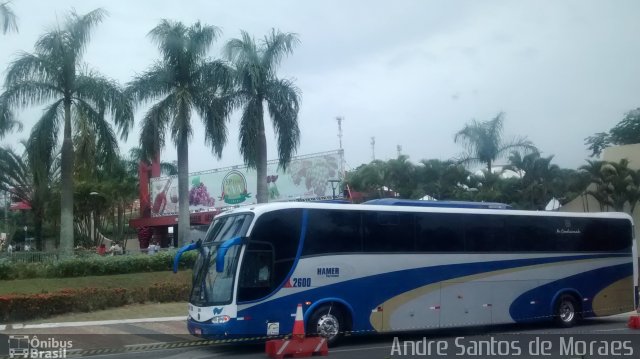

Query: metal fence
[0,251,60,263]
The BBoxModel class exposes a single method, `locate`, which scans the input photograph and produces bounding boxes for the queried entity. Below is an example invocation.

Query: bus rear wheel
[554,294,580,328]
[307,304,345,346]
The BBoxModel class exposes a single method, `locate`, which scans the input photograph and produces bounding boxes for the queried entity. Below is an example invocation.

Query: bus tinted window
[250,209,302,291]
[608,219,632,251]
[416,213,465,252]
[464,215,509,251]
[303,209,362,256]
[508,216,556,251]
[551,217,584,251]
[363,212,414,252]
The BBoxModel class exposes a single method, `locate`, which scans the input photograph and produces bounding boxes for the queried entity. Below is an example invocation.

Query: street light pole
[328,179,340,200]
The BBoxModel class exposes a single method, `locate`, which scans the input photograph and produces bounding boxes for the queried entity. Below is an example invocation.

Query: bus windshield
[190,214,251,306]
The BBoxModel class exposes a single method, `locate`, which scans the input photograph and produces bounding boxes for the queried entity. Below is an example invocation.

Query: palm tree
[506,152,559,209]
[454,112,537,173]
[0,1,18,34]
[128,20,234,246]
[0,9,133,256]
[224,29,301,203]
[0,140,58,250]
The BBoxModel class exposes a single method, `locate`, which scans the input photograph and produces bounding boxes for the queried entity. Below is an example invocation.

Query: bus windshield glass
[190,213,252,306]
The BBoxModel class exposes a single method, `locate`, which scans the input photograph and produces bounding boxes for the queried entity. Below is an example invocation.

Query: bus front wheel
[554,294,580,328]
[307,304,345,346]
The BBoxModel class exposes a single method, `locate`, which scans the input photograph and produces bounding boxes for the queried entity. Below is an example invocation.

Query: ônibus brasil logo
[220,170,251,205]
[8,335,72,358]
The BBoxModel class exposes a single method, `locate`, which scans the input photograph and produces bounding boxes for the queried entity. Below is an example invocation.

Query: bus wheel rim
[317,314,339,339]
[560,301,575,322]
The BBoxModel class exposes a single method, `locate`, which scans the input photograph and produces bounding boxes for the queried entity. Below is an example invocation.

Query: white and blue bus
[173,200,638,344]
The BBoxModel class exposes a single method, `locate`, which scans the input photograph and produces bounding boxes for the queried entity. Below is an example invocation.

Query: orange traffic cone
[292,303,305,339]
[265,303,329,359]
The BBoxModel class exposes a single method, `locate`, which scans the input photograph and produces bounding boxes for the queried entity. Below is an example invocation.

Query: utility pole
[397,145,402,158]
[370,137,376,162]
[336,117,344,151]
[336,116,346,180]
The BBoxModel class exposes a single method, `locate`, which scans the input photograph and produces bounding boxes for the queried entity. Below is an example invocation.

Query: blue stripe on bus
[509,263,633,322]
[230,253,630,336]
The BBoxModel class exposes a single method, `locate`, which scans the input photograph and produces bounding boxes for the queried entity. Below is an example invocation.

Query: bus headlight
[211,315,230,324]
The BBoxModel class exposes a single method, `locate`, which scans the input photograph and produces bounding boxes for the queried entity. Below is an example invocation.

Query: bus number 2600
[292,278,311,287]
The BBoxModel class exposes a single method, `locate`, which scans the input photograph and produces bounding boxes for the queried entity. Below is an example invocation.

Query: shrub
[0,250,198,280]
[0,282,190,322]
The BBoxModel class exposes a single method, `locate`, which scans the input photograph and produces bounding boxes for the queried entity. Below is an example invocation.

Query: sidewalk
[1,302,190,335]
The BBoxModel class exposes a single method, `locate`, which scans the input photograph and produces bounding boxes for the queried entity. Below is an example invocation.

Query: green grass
[0,270,193,295]
[24,302,187,323]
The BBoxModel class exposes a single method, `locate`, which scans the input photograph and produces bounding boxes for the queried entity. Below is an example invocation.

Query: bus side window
[244,208,302,300]
[362,212,414,252]
[463,214,508,252]
[303,209,362,256]
[415,213,464,252]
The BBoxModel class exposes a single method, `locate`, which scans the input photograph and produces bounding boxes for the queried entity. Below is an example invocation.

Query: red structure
[128,155,217,249]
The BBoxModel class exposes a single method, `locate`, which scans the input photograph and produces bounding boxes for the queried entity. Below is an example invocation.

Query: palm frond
[126,63,174,105]
[261,29,300,75]
[186,22,220,59]
[74,98,119,167]
[4,52,58,87]
[65,8,108,60]
[26,99,63,175]
[265,78,301,168]
[139,93,175,161]
[0,95,22,138]
[148,20,189,66]
[0,1,18,34]
[238,98,262,168]
[74,72,133,140]
[1,80,62,109]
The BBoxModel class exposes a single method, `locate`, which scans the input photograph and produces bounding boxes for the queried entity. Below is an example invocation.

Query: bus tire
[307,304,345,346]
[554,294,580,328]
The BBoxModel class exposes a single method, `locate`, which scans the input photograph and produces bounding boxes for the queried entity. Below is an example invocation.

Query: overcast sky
[1,0,639,173]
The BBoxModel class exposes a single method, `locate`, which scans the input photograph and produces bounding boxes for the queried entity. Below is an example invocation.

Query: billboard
[149,150,344,217]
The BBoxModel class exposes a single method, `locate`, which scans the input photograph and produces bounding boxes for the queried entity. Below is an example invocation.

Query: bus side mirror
[172,239,201,273]
[216,236,245,273]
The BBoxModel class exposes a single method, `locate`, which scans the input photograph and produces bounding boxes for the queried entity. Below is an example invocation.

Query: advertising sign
[150,150,344,217]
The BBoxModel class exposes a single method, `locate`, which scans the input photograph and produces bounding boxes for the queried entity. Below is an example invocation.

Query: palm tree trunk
[256,105,268,204]
[177,135,190,247]
[117,203,124,241]
[60,98,74,256]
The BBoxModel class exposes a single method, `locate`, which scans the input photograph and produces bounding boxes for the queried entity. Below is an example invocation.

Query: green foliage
[0,282,189,322]
[0,1,18,34]
[0,251,197,280]
[224,29,301,203]
[586,108,640,157]
[454,112,537,172]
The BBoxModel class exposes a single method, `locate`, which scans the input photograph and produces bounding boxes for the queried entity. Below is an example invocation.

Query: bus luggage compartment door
[440,281,492,328]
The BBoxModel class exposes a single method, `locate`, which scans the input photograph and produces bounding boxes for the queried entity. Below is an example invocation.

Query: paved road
[2,313,638,359]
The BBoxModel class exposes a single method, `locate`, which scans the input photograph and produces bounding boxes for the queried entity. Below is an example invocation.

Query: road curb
[0,316,187,331]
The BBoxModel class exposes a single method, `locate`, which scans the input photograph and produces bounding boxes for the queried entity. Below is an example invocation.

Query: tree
[0,1,18,34]
[0,9,133,255]
[586,108,640,157]
[416,159,470,200]
[224,29,301,203]
[128,20,234,246]
[0,140,58,250]
[454,112,537,173]
[506,151,560,209]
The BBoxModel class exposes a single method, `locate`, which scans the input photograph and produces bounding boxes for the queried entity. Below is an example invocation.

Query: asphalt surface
[1,313,639,359]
